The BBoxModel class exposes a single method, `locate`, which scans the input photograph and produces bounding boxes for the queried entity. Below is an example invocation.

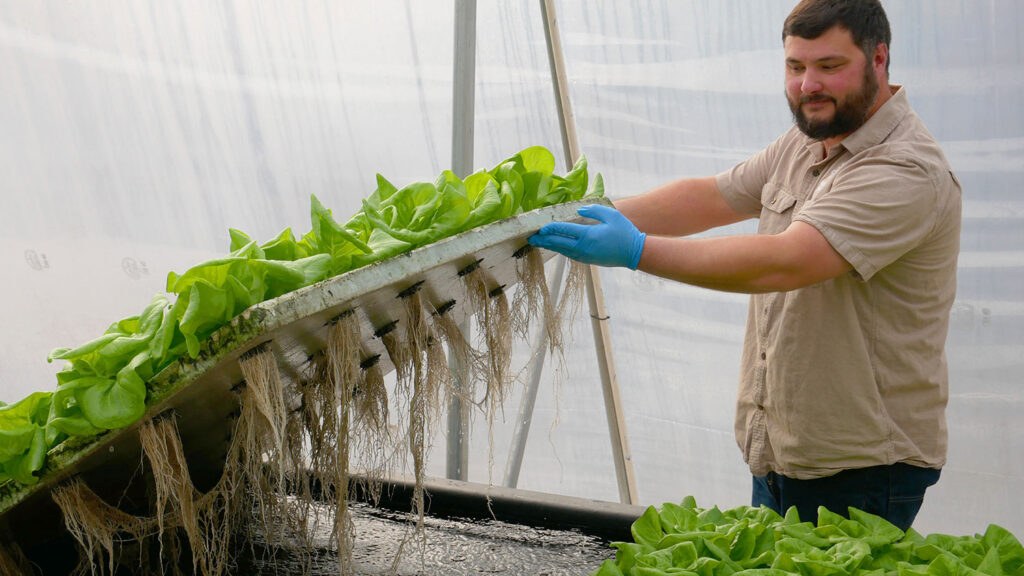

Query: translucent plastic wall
[2,1,1021,536]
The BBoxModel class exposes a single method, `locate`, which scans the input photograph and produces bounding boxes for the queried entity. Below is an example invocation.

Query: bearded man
[529,0,961,530]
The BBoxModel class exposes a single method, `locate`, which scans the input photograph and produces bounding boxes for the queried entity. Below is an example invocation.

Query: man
[529,0,961,531]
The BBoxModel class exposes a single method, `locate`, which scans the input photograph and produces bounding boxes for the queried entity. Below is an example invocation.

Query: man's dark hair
[783,0,892,73]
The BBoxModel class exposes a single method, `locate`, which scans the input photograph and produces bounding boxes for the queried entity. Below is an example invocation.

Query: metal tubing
[446,0,477,481]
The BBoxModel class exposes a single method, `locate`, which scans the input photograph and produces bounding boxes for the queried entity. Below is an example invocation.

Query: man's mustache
[800,94,836,105]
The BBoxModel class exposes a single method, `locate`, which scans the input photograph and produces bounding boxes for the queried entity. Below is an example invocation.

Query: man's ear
[874,42,889,75]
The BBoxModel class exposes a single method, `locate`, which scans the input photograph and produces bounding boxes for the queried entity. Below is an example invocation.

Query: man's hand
[528,204,646,269]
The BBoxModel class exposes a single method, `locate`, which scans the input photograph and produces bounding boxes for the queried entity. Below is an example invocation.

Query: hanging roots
[352,355,393,505]
[303,315,401,572]
[52,478,151,576]
[282,379,315,567]
[541,259,588,434]
[430,300,483,405]
[323,310,361,574]
[456,269,515,493]
[377,319,408,388]
[139,415,234,576]
[0,541,34,576]
[354,355,389,437]
[516,247,573,354]
[461,269,513,410]
[510,246,552,344]
[301,351,335,493]
[402,290,430,529]
[52,411,245,576]
[557,258,589,334]
[484,286,513,410]
[44,249,591,576]
[234,345,292,550]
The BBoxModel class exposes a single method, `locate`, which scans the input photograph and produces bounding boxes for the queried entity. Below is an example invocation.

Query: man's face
[784,25,880,140]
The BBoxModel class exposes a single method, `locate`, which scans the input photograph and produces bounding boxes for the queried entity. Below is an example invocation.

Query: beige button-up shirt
[715,87,961,479]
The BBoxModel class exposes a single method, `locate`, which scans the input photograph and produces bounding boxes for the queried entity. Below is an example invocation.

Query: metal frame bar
[445,0,638,504]
[539,0,639,505]
[446,0,477,481]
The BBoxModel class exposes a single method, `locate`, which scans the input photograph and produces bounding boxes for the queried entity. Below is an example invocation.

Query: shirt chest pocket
[758,181,797,234]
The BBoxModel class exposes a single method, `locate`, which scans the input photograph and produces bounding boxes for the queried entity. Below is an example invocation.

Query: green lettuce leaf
[310,194,373,264]
[0,392,54,485]
[982,525,1024,576]
[634,506,668,550]
[177,279,233,357]
[260,228,311,261]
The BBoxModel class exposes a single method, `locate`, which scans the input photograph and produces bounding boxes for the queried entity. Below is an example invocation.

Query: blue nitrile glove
[528,204,646,269]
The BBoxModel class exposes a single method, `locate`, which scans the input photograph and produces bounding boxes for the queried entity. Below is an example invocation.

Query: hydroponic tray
[0,198,609,573]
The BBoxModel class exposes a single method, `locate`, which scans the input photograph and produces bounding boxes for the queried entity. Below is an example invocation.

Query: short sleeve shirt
[714,87,962,479]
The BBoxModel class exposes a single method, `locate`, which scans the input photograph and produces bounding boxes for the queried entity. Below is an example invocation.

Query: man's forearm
[638,222,852,294]
[614,176,749,237]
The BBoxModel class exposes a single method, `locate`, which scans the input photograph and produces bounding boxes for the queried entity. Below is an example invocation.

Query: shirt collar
[801,85,909,158]
[841,85,908,155]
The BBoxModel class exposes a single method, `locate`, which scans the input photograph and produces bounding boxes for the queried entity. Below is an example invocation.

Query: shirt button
[812,169,821,177]
[757,404,765,410]
[760,352,767,360]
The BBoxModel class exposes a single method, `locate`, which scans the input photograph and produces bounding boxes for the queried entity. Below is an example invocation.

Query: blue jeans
[752,463,941,531]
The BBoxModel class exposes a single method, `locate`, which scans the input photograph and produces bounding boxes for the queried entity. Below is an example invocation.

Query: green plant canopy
[594,497,1024,576]
[0,145,603,487]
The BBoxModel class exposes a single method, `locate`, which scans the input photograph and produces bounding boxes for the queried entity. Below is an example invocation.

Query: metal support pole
[504,256,568,488]
[540,0,639,505]
[446,0,477,481]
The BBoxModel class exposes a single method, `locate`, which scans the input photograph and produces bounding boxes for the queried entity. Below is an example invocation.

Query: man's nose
[801,70,824,94]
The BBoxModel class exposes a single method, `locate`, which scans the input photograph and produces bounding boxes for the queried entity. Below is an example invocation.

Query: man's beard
[789,64,879,140]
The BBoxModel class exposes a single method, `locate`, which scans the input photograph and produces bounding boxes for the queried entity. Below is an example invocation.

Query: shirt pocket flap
[761,182,796,214]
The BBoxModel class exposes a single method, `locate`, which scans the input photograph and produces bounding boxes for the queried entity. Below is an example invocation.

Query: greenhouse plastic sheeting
[2,0,1021,537]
